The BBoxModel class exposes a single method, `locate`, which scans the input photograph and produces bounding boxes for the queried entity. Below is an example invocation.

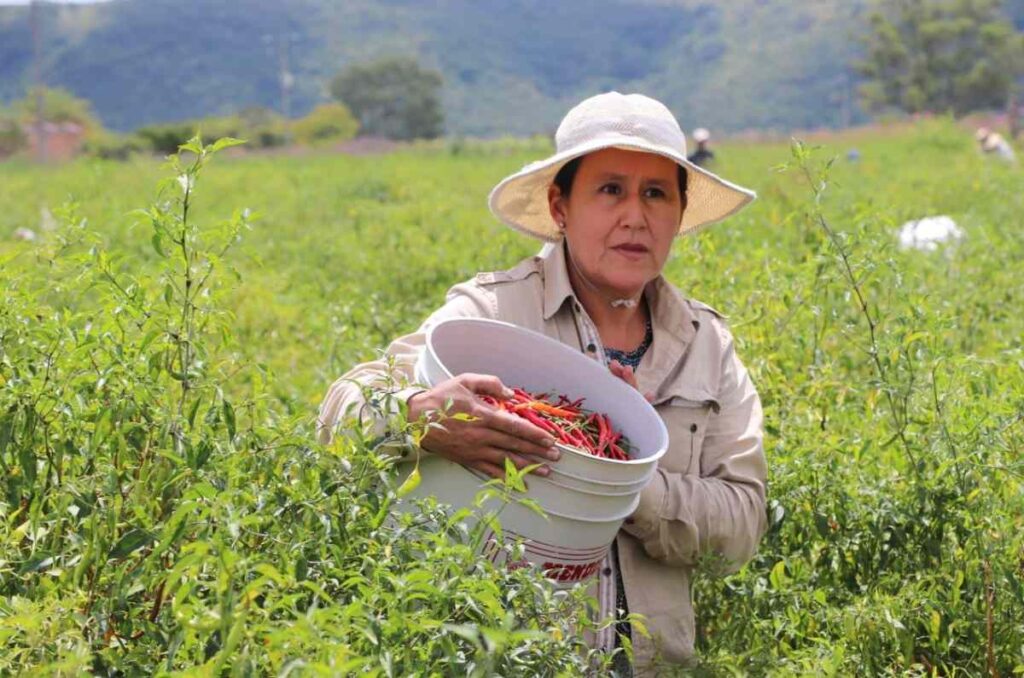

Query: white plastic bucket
[417,318,669,481]
[545,465,653,496]
[491,462,640,517]
[399,456,637,588]
[397,318,668,586]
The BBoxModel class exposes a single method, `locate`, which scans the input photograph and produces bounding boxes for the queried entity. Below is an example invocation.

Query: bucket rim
[555,441,665,465]
[422,317,670,459]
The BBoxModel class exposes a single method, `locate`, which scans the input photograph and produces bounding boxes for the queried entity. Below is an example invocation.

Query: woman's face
[548,148,683,297]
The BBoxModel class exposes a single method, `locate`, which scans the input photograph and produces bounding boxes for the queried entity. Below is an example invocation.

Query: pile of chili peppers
[480,387,633,461]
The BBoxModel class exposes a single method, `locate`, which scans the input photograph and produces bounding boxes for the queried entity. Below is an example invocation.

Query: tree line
[3,0,1021,161]
[858,0,1024,135]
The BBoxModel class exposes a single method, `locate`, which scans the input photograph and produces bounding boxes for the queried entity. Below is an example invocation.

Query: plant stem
[798,156,921,481]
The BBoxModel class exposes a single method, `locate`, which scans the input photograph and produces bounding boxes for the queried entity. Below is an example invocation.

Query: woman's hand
[609,360,654,402]
[407,373,560,479]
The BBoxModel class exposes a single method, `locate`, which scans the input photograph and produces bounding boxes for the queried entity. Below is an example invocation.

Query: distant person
[687,127,714,167]
[318,92,766,674]
[975,127,1017,164]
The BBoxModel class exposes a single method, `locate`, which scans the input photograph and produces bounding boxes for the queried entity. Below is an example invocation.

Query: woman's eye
[644,187,667,199]
[599,183,622,196]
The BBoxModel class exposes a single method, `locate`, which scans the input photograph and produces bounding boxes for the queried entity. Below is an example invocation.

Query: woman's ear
[548,184,567,230]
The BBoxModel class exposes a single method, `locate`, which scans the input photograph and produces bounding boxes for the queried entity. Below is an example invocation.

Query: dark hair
[552,155,689,209]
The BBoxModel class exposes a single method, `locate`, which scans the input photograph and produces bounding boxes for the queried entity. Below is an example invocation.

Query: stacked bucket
[398,318,668,588]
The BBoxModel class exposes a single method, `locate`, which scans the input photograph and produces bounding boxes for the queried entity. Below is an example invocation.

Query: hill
[0,0,1020,135]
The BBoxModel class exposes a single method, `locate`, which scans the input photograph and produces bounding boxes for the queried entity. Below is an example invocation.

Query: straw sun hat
[488,92,755,242]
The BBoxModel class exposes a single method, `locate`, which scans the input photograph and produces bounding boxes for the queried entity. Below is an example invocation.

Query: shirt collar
[541,240,579,321]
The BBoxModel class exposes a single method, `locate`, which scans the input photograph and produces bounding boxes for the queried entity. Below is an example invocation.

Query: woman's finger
[459,373,514,400]
[609,360,640,390]
[479,426,558,461]
[469,460,505,480]
[473,445,545,475]
[481,409,559,458]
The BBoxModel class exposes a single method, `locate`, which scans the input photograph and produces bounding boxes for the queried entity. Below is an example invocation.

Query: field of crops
[1,122,1022,675]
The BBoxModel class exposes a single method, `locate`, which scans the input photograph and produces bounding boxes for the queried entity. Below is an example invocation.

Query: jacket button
[603,567,612,576]
[586,343,596,352]
[690,423,698,433]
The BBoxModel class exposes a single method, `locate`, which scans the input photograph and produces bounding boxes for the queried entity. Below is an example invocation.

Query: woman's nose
[619,192,648,230]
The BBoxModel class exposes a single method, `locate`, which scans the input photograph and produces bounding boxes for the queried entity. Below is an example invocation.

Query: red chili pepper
[520,408,557,434]
[576,429,596,454]
[594,414,608,457]
[512,387,532,402]
[517,401,578,419]
[497,387,633,460]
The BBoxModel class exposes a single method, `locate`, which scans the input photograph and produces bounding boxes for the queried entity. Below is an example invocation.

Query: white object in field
[404,317,669,587]
[13,228,38,242]
[897,216,963,252]
[991,138,1016,163]
[979,131,1017,163]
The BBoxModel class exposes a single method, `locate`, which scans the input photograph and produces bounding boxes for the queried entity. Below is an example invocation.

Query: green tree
[0,108,26,157]
[291,103,359,145]
[13,86,102,133]
[329,56,444,140]
[857,0,1024,116]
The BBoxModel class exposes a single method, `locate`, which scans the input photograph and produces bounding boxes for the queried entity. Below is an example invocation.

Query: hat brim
[488,134,756,243]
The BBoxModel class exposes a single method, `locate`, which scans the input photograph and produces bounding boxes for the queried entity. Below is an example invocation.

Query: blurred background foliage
[2,0,1022,138]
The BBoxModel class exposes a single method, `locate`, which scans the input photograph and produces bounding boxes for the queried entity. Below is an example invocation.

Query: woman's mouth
[612,243,649,259]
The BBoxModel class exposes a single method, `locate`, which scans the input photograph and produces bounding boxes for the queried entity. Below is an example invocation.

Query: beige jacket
[317,243,768,673]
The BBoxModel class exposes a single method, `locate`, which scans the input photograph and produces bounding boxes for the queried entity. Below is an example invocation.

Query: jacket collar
[541,240,577,321]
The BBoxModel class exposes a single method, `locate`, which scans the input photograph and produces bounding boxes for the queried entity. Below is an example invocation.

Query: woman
[317,92,767,674]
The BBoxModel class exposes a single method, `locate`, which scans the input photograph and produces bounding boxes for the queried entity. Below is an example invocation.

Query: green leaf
[109,528,155,560]
[209,137,246,153]
[17,445,36,485]
[19,555,55,574]
[396,465,421,499]
[187,396,202,428]
[152,232,167,258]
[139,329,161,353]
[0,415,12,457]
[769,560,788,589]
[222,399,236,439]
[178,137,203,155]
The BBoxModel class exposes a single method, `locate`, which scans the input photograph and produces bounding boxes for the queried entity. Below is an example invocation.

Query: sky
[0,1,113,5]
